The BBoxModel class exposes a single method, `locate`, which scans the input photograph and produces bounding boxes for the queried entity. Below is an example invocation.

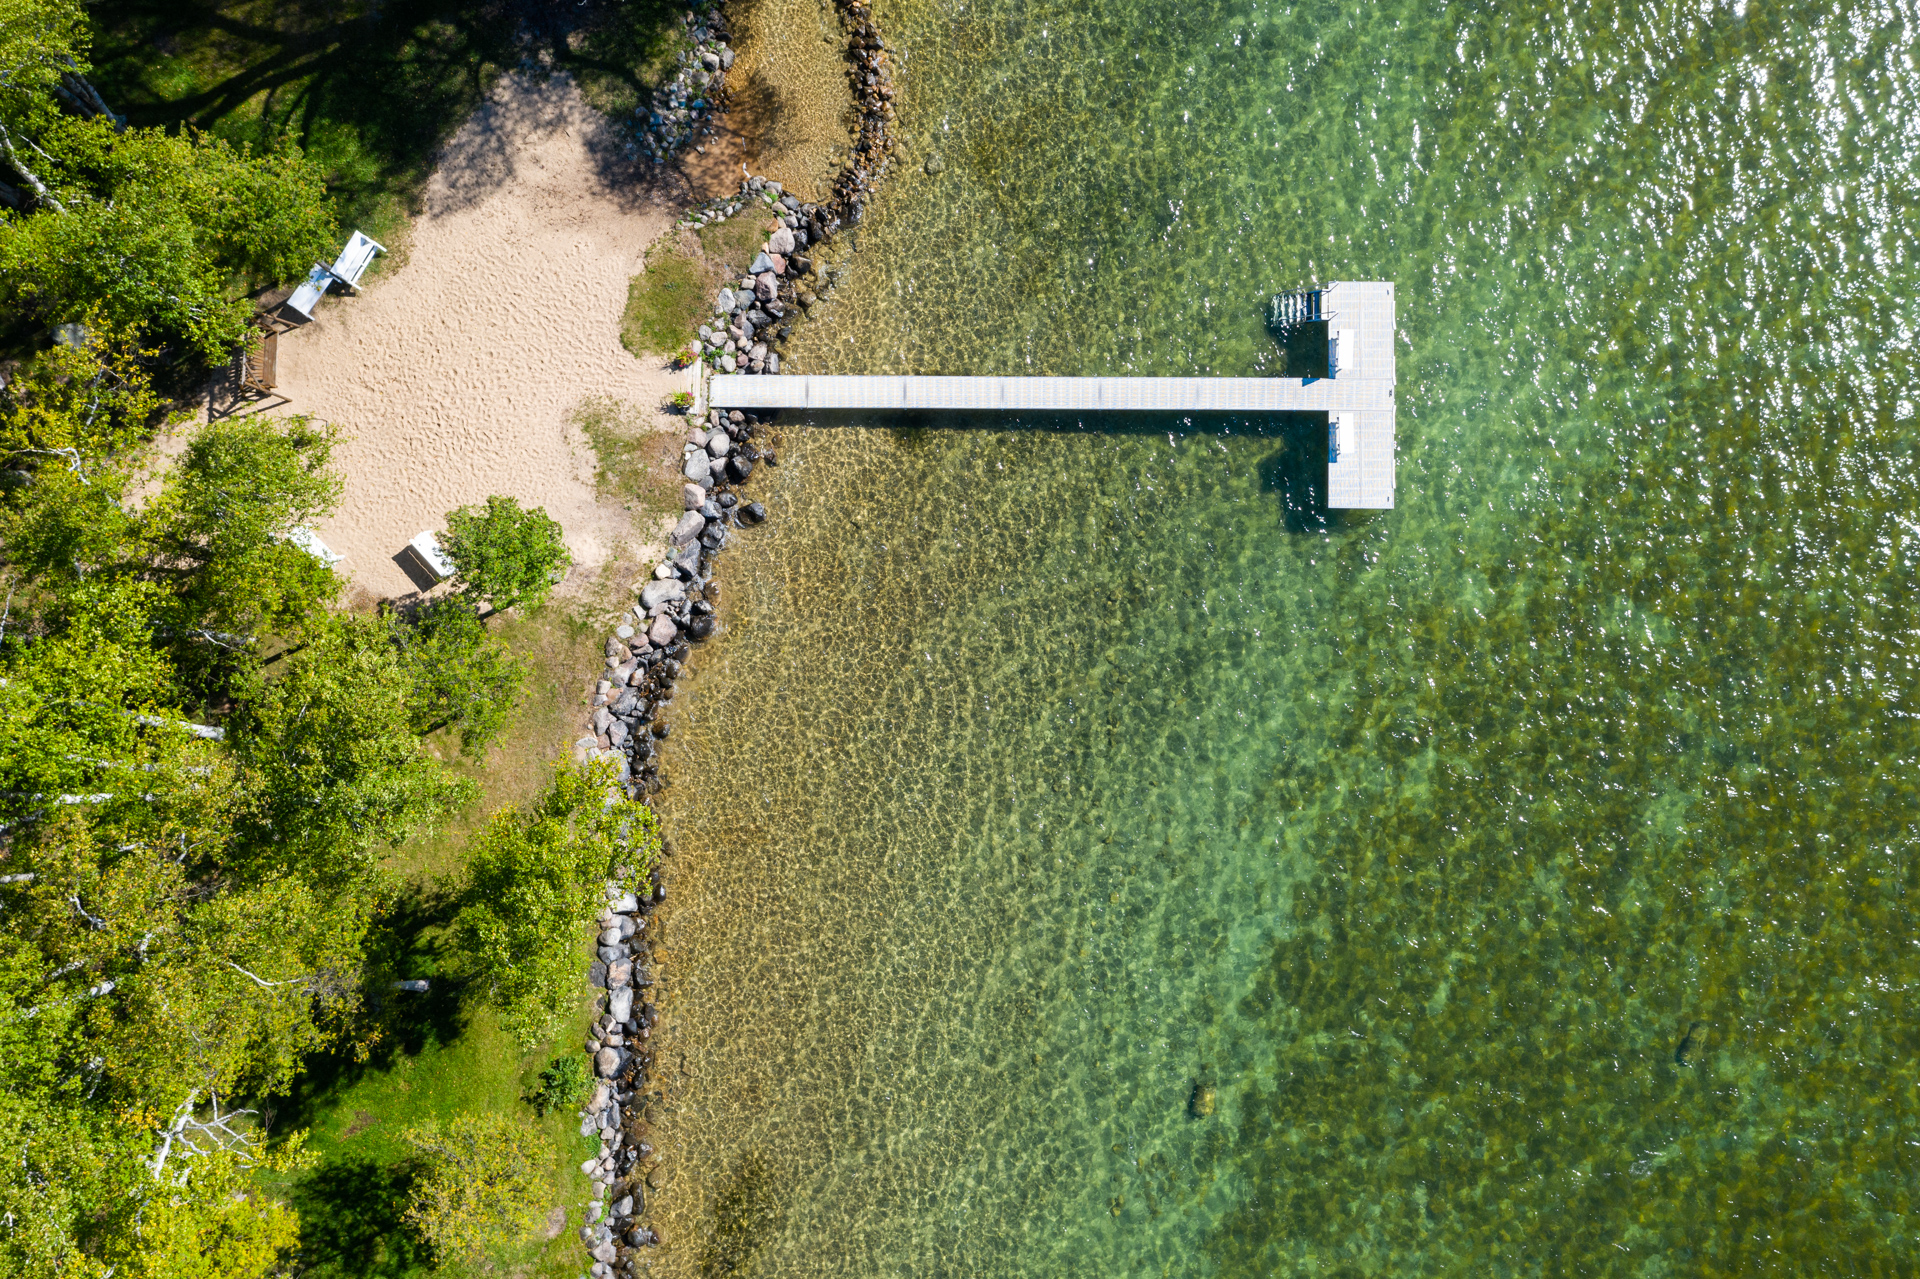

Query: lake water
[644,1,1920,1273]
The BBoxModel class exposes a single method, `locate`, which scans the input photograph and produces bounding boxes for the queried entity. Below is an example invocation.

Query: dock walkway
[709,280,1395,508]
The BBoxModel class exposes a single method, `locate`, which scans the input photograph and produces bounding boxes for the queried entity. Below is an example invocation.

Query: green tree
[138,415,342,681]
[455,761,659,1046]
[441,495,571,617]
[401,1112,546,1269]
[0,1,337,358]
[390,596,528,756]
[231,613,475,884]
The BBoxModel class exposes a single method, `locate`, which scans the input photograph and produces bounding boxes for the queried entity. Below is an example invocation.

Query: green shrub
[527,1054,591,1117]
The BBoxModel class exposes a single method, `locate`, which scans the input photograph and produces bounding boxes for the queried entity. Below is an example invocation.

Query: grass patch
[88,0,696,241]
[697,212,776,273]
[622,242,711,357]
[573,396,687,517]
[621,209,781,360]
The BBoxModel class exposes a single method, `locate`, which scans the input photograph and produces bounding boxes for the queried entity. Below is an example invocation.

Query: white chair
[282,231,386,320]
[408,530,455,581]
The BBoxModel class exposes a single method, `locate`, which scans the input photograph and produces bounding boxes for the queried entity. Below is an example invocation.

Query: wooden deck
[709,280,1396,508]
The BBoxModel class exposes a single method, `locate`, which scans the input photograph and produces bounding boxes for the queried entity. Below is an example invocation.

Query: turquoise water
[643,1,1920,1274]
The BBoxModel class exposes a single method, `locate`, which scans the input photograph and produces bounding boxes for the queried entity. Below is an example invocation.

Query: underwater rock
[1190,1081,1216,1117]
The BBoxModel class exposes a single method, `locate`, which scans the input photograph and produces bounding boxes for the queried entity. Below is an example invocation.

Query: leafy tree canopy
[0,0,337,359]
[442,495,572,615]
[401,1112,547,1268]
[455,761,659,1046]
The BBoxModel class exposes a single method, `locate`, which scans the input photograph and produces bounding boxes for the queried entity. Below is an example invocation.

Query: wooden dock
[709,280,1396,508]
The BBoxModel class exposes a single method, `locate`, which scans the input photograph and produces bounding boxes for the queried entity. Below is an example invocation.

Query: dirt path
[260,73,686,601]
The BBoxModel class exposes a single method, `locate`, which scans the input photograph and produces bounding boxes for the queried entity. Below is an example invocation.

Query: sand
[256,73,688,602]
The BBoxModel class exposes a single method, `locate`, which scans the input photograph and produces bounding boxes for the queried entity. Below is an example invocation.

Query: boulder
[720,353,737,373]
[727,455,755,482]
[682,482,707,509]
[607,958,632,987]
[682,451,711,483]
[748,251,775,275]
[767,253,787,275]
[720,46,735,68]
[595,1047,620,1078]
[688,615,717,641]
[599,925,623,945]
[699,524,725,550]
[611,892,640,912]
[670,510,705,545]
[592,707,613,734]
[740,501,767,525]
[753,273,777,302]
[648,617,678,647]
[767,226,794,254]
[572,735,597,763]
[767,354,782,374]
[714,287,736,311]
[591,1240,618,1264]
[609,986,634,1021]
[597,944,625,964]
[607,720,629,747]
[589,959,609,987]
[706,433,731,458]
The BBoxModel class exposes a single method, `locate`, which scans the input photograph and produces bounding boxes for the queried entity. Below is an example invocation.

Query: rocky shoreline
[568,4,903,1275]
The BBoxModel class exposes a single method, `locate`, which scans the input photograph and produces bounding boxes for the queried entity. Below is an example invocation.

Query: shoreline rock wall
[574,3,905,1273]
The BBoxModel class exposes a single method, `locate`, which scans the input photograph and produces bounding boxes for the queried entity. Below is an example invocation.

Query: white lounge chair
[408,530,456,581]
[286,526,343,566]
[283,230,386,320]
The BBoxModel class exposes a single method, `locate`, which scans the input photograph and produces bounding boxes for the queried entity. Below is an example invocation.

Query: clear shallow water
[643,1,1920,1274]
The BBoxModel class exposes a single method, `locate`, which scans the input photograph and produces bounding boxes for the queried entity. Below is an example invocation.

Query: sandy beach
[254,73,686,601]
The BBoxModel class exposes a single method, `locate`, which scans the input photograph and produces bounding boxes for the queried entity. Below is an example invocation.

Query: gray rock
[614,624,633,640]
[612,1194,634,1218]
[767,226,795,255]
[706,433,731,458]
[714,287,736,311]
[700,49,720,69]
[609,986,634,1021]
[749,251,775,275]
[720,353,737,373]
[616,914,635,939]
[641,576,687,606]
[688,615,717,641]
[682,483,707,512]
[597,944,626,964]
[599,925,623,945]
[607,720,629,747]
[612,892,640,912]
[595,1047,620,1078]
[727,455,755,482]
[573,735,597,763]
[670,511,704,545]
[740,501,767,525]
[591,1240,618,1264]
[753,273,777,302]
[607,959,632,987]
[767,353,781,374]
[683,451,711,483]
[720,47,735,69]
[648,617,679,647]
[589,959,609,986]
